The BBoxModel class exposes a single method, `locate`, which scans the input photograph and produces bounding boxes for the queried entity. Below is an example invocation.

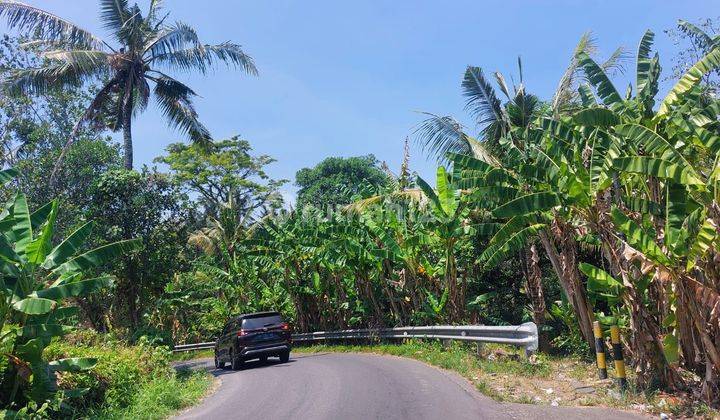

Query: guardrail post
[475,342,484,357]
[610,325,627,389]
[593,321,608,380]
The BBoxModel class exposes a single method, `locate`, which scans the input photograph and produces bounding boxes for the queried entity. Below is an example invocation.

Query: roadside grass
[46,333,215,419]
[295,340,717,418]
[94,369,214,420]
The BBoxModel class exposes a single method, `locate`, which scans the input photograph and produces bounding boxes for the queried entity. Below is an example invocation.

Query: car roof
[234,311,281,320]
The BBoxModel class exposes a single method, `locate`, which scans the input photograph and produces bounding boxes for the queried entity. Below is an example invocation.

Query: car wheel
[231,352,244,370]
[214,353,225,369]
[279,351,290,363]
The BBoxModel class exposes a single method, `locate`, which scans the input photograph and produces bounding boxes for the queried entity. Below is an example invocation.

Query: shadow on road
[292,352,330,359]
[174,352,333,377]
[211,358,296,376]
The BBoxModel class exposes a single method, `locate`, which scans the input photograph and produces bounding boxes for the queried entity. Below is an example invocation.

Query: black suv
[214,311,292,370]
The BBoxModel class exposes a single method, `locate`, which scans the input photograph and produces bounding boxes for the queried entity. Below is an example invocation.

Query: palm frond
[462,66,504,131]
[49,75,122,183]
[551,32,597,112]
[145,0,165,27]
[152,75,211,144]
[118,3,146,48]
[0,1,103,48]
[552,31,597,112]
[2,50,109,96]
[134,77,151,114]
[99,0,130,34]
[413,112,471,163]
[600,46,629,77]
[144,21,200,58]
[42,49,110,75]
[152,42,257,75]
[494,71,511,100]
[345,189,424,213]
[507,91,541,130]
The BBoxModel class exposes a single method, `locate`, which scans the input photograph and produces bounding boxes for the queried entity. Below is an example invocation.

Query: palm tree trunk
[122,95,134,170]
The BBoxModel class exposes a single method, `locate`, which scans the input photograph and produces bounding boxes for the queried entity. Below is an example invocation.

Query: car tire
[231,352,244,370]
[214,354,225,369]
[279,351,290,363]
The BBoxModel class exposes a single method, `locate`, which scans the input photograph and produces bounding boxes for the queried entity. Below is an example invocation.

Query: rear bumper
[239,343,291,359]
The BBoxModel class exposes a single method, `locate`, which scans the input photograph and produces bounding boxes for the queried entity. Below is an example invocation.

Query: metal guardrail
[172,322,538,353]
[173,342,216,352]
[292,323,538,352]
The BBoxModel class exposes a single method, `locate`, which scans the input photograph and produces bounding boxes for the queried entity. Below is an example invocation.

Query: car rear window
[242,314,283,329]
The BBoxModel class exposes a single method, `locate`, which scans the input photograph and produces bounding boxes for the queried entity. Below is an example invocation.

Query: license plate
[256,332,275,341]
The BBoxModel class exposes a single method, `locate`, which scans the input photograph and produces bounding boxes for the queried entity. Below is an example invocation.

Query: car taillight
[280,322,290,331]
[237,329,248,337]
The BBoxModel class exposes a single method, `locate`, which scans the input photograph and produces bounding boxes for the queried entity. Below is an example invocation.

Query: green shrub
[98,369,212,420]
[43,331,178,416]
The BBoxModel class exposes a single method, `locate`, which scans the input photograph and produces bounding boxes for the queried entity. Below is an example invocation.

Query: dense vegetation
[0,0,719,416]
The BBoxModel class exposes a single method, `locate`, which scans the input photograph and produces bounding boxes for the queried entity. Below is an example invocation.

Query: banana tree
[503,30,720,392]
[455,27,720,392]
[575,31,720,393]
[360,203,440,325]
[457,127,597,351]
[249,215,319,332]
[415,58,556,335]
[0,172,139,413]
[414,167,473,321]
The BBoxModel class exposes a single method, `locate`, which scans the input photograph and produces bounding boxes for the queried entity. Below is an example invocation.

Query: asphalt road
[174,352,647,420]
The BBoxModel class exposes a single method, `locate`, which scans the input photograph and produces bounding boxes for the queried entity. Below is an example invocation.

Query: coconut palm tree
[0,0,257,171]
[414,57,542,164]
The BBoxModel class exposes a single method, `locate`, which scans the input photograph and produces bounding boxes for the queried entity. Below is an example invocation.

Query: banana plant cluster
[248,204,440,330]
[0,169,138,414]
[453,28,720,397]
[169,139,509,339]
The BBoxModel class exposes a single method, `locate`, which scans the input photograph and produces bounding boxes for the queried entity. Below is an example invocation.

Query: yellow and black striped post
[610,325,627,389]
[593,321,607,379]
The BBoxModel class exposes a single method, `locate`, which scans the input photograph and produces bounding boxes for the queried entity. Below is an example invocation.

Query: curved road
[175,353,646,420]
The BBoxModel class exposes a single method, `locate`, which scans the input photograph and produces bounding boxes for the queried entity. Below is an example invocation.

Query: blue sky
[24,1,720,203]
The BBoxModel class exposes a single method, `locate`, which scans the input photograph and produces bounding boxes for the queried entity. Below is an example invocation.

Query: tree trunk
[593,189,682,390]
[539,228,595,351]
[524,243,548,352]
[444,240,462,322]
[122,94,134,170]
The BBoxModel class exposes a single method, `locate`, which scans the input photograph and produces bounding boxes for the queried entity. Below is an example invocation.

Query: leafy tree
[0,0,257,170]
[295,155,389,210]
[85,169,196,330]
[14,138,120,233]
[0,36,121,235]
[155,136,286,221]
